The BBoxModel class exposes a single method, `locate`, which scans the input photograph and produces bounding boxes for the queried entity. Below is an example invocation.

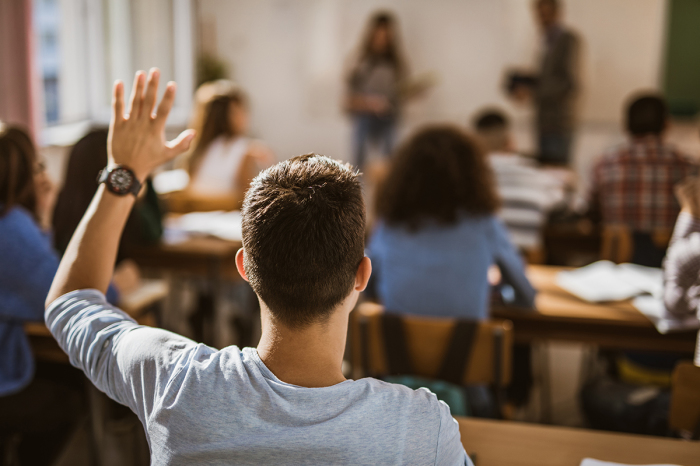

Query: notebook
[580,459,681,466]
[556,261,662,303]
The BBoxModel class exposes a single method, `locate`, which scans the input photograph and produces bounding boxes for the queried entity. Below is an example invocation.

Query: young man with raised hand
[45,69,470,465]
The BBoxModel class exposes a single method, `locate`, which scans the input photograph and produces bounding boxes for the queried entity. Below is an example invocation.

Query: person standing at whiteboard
[533,0,579,165]
[345,12,408,169]
[512,0,580,165]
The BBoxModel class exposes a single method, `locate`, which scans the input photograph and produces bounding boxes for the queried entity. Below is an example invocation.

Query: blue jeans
[538,131,572,165]
[352,113,397,169]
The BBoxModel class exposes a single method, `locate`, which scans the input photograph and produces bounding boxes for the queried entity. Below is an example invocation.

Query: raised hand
[108,68,195,180]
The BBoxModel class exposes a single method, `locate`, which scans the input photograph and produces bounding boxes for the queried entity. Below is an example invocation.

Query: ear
[354,256,372,292]
[235,248,249,282]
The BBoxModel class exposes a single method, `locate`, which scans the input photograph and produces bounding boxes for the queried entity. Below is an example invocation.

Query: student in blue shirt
[0,125,119,463]
[369,125,536,319]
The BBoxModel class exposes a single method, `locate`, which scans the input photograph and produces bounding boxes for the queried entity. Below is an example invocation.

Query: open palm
[108,68,195,180]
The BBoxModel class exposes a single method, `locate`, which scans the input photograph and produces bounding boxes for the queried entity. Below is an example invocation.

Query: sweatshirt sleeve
[491,217,536,308]
[663,212,700,317]
[45,290,200,424]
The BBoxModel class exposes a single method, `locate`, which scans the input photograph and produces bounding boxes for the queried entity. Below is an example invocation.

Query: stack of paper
[165,211,242,242]
[632,295,700,334]
[580,459,681,466]
[556,261,662,302]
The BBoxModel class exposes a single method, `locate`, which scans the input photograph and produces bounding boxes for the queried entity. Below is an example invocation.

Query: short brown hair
[242,154,365,328]
[376,125,500,230]
[0,125,37,218]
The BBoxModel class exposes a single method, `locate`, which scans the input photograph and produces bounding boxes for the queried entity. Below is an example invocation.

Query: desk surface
[493,265,697,352]
[458,417,700,466]
[124,236,242,279]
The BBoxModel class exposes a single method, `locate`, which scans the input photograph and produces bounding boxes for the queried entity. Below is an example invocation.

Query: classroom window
[32,0,194,144]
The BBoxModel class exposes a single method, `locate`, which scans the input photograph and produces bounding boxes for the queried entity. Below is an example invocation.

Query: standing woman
[346,12,408,169]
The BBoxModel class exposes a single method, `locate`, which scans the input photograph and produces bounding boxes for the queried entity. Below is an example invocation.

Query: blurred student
[665,177,700,366]
[0,124,85,464]
[53,128,162,260]
[346,12,408,169]
[589,94,698,267]
[511,0,579,165]
[473,109,566,252]
[187,81,274,205]
[44,70,471,464]
[665,177,700,319]
[369,125,535,319]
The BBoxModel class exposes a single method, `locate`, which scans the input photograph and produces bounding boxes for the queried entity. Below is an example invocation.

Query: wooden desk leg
[207,258,224,349]
[537,342,553,424]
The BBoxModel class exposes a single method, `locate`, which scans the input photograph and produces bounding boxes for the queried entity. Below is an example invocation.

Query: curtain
[0,0,36,138]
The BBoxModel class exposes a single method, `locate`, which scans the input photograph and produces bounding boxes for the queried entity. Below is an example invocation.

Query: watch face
[108,167,134,194]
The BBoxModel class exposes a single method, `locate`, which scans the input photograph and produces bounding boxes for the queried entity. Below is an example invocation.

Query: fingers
[165,129,196,159]
[127,71,146,118]
[143,68,160,119]
[112,80,124,122]
[155,82,177,128]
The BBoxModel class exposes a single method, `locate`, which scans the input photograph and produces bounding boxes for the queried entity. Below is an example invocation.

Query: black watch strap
[97,165,142,197]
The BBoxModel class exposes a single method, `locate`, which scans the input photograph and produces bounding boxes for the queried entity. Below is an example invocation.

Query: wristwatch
[97,165,142,196]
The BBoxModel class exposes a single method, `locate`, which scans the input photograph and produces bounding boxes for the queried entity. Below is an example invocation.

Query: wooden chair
[163,190,241,214]
[600,224,634,264]
[669,360,700,439]
[600,224,672,264]
[350,302,513,414]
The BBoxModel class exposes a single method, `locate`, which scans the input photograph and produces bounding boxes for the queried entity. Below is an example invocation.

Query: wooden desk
[124,236,242,281]
[493,265,697,353]
[123,234,244,346]
[459,417,700,466]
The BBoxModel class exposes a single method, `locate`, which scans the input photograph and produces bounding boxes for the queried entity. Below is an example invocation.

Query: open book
[557,261,700,334]
[580,459,681,466]
[556,261,662,302]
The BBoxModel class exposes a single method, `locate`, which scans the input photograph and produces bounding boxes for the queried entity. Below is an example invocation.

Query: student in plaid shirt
[589,94,698,266]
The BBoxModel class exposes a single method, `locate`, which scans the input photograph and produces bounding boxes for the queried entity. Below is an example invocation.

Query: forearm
[46,185,135,306]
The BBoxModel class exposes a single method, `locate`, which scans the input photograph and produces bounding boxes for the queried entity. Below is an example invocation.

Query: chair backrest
[350,302,513,387]
[600,224,672,265]
[600,224,633,264]
[669,361,700,438]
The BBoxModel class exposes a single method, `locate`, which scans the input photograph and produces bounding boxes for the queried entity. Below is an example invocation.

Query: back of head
[473,109,510,153]
[0,124,37,218]
[242,154,365,328]
[626,94,667,137]
[376,125,500,230]
[52,129,109,252]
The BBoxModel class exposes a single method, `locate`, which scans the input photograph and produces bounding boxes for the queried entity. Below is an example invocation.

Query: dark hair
[353,11,406,77]
[536,0,560,10]
[53,129,110,252]
[188,86,248,175]
[473,109,511,152]
[376,125,500,230]
[52,129,160,255]
[474,110,509,131]
[242,154,365,328]
[0,125,37,218]
[626,94,667,137]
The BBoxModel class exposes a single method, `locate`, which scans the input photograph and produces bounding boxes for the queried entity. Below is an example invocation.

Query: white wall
[197,0,694,185]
